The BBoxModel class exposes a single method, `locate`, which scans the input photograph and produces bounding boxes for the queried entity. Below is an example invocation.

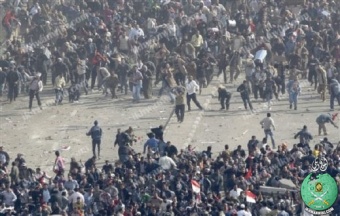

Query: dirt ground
[1,72,340,175]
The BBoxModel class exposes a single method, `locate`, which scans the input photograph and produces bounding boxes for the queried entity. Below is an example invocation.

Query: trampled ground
[1,73,339,175]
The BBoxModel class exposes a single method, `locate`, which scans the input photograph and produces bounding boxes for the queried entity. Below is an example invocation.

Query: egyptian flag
[245,168,252,180]
[246,191,257,203]
[191,180,200,194]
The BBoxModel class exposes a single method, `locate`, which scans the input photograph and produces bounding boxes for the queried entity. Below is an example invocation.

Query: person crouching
[218,86,232,110]
[68,82,80,103]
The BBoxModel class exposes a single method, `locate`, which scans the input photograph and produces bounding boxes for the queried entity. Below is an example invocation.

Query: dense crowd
[1,0,340,215]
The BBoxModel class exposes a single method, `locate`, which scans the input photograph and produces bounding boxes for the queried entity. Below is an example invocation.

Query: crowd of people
[0,0,340,215]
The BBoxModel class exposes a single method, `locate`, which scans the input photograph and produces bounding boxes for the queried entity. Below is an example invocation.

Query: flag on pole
[191,180,200,194]
[246,190,257,203]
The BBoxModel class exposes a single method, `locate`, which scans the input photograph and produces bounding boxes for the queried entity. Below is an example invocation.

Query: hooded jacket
[329,78,340,95]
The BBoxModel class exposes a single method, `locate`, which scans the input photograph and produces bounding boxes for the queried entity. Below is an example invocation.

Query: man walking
[131,65,143,103]
[185,75,203,111]
[54,74,66,105]
[6,66,19,103]
[316,113,338,136]
[86,120,103,159]
[237,80,253,111]
[286,77,301,110]
[0,68,6,98]
[260,113,276,149]
[329,78,340,111]
[217,86,232,110]
[174,86,185,123]
[24,72,43,111]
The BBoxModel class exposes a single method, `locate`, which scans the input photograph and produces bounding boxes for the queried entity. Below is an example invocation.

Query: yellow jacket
[191,34,203,48]
[54,76,66,89]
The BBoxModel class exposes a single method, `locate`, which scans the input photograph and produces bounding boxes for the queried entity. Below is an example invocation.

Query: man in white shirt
[29,3,40,16]
[68,188,85,204]
[129,24,144,40]
[185,76,203,111]
[260,113,276,149]
[237,204,252,216]
[158,152,177,170]
[259,203,272,216]
[1,185,17,206]
[229,185,243,200]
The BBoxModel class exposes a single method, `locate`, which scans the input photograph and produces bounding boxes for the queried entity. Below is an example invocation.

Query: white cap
[240,204,245,209]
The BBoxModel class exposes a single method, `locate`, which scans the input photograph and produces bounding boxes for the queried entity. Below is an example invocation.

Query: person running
[329,78,340,111]
[260,113,276,149]
[294,125,313,146]
[237,80,253,111]
[185,75,203,111]
[86,120,103,159]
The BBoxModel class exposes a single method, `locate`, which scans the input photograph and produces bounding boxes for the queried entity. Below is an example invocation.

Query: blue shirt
[88,126,102,140]
[143,138,159,153]
[316,114,332,124]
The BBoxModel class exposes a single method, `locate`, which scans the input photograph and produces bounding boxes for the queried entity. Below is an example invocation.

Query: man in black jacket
[6,67,19,103]
[86,120,103,158]
[0,68,6,97]
[237,80,253,111]
[151,125,164,142]
[217,86,232,110]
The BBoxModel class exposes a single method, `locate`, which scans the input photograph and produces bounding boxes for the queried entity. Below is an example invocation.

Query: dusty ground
[1,72,340,175]
[165,75,340,154]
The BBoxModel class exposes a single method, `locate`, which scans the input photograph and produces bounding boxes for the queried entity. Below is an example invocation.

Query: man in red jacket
[2,10,16,39]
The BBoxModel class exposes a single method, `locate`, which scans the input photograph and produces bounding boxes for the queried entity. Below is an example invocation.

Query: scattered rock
[45,136,53,140]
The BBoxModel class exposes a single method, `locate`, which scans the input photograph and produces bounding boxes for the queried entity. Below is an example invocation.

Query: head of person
[267,113,271,117]
[94,120,98,126]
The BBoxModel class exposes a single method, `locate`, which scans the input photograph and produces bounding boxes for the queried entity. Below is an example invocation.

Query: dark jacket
[87,126,102,140]
[218,88,231,100]
[0,71,6,84]
[237,83,249,97]
[316,114,333,124]
[294,129,313,144]
[6,70,19,85]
